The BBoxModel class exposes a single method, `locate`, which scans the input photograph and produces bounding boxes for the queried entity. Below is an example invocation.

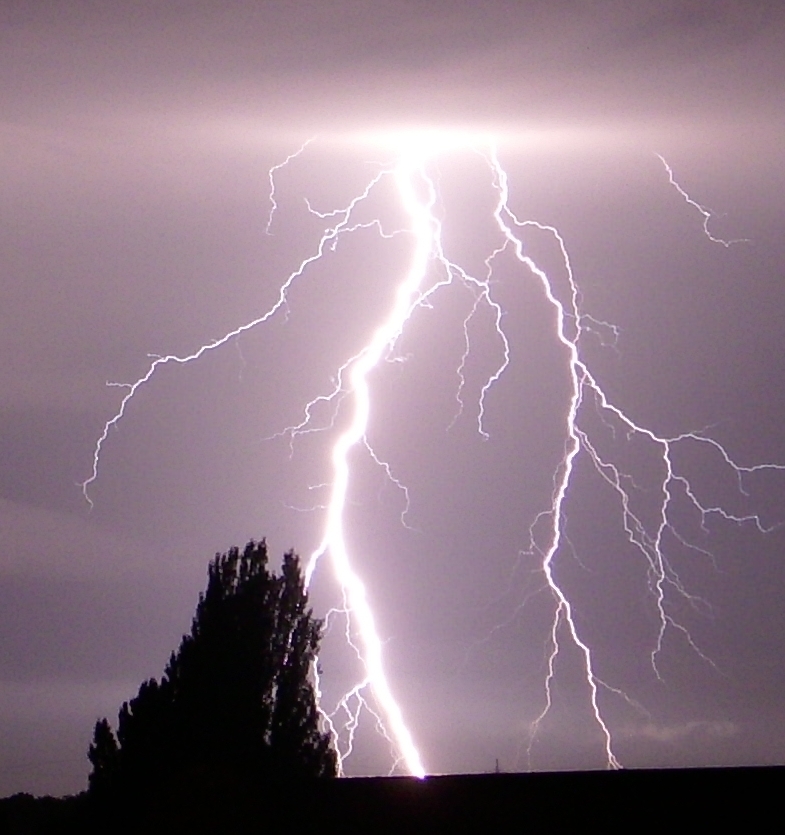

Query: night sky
[2,1,785,795]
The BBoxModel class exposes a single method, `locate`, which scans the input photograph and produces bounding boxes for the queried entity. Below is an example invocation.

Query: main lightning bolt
[83,132,783,775]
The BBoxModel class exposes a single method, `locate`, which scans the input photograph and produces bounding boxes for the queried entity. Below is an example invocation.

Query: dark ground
[1,766,781,833]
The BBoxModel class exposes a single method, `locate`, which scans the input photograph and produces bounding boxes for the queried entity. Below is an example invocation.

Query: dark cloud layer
[3,1,784,131]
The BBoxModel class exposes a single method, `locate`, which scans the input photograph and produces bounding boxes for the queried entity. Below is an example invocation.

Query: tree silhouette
[88,541,337,805]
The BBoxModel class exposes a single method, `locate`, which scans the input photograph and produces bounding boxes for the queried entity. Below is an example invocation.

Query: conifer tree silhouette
[88,541,336,802]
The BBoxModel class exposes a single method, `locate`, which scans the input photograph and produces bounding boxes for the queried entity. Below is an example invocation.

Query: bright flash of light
[303,150,437,778]
[83,130,784,776]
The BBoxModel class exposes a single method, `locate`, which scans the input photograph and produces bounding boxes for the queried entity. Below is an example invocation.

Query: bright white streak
[304,150,432,779]
[485,148,621,768]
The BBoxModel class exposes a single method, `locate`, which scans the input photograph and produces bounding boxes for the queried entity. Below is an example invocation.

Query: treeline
[0,541,337,832]
[88,541,335,801]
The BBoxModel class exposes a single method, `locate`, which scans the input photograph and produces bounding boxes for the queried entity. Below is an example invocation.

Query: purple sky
[2,1,785,794]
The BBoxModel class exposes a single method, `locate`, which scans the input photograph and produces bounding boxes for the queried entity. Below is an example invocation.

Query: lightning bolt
[656,153,750,247]
[83,131,783,776]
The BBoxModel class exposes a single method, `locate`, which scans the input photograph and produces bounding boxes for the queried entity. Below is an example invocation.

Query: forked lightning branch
[83,132,784,777]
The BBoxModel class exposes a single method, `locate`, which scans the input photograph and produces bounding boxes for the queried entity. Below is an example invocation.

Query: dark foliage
[87,541,336,810]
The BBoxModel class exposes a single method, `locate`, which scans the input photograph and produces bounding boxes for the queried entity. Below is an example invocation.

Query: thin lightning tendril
[83,134,783,776]
[655,153,750,247]
[265,137,315,234]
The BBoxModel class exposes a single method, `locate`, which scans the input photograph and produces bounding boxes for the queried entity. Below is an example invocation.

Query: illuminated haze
[2,0,785,793]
